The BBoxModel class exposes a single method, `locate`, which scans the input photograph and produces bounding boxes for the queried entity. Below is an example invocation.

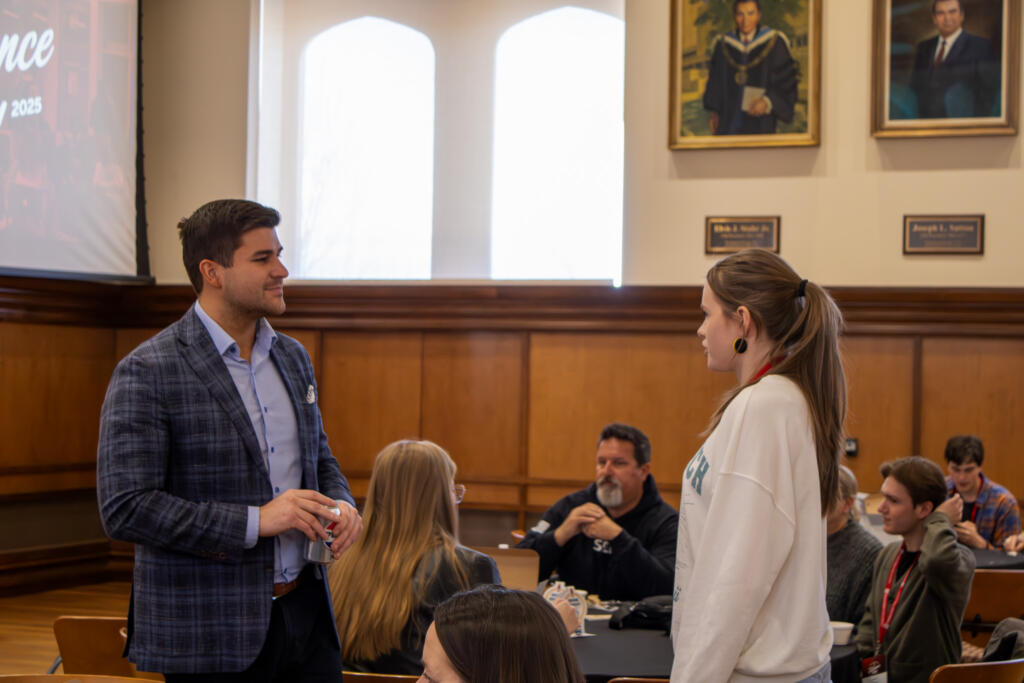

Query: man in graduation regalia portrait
[703,0,800,135]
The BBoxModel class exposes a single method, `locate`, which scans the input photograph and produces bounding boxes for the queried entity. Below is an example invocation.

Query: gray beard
[596,481,623,509]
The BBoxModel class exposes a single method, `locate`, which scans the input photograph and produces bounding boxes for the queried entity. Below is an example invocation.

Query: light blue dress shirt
[194,301,306,583]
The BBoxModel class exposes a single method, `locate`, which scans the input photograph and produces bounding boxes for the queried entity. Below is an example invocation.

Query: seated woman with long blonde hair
[329,439,499,674]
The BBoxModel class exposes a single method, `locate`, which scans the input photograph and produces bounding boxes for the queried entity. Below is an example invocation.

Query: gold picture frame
[872,0,1020,138]
[669,0,821,150]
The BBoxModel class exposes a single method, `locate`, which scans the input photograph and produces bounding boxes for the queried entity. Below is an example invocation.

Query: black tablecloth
[972,548,1024,570]
[571,623,862,683]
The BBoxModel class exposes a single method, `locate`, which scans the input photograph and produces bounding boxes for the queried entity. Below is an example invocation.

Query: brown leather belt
[273,571,306,599]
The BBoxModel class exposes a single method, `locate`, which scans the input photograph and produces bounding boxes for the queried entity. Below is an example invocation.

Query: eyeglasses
[453,484,467,505]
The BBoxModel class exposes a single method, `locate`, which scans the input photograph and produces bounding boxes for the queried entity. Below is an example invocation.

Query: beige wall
[143,0,1024,287]
[627,1,1024,286]
[142,0,251,284]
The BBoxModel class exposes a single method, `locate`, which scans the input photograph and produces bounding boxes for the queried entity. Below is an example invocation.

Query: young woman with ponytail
[670,249,846,683]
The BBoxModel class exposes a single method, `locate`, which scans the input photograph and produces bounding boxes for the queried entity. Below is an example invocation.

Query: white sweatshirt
[670,375,832,683]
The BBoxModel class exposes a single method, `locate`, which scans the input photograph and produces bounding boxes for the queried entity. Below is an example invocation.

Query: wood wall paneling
[421,332,524,480]
[3,278,1024,591]
[319,332,423,475]
[279,328,321,377]
[921,338,1024,498]
[527,484,580,509]
[0,470,99,497]
[0,323,114,495]
[527,332,733,495]
[346,477,370,500]
[115,328,162,361]
[841,337,916,490]
[460,483,520,507]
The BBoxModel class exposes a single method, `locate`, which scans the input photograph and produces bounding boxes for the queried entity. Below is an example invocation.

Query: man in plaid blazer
[98,199,361,681]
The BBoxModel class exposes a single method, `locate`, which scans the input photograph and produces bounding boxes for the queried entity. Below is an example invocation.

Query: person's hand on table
[1005,533,1024,553]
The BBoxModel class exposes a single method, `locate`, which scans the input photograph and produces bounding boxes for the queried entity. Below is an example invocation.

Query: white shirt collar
[937,28,963,56]
[194,300,277,358]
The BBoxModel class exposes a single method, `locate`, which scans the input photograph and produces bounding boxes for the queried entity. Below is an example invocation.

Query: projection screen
[0,0,139,279]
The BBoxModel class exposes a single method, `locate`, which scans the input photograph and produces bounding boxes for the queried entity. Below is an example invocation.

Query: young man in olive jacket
[856,456,975,683]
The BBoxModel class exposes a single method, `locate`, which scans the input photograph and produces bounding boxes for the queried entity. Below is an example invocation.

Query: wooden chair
[340,674,419,682]
[929,657,1024,682]
[469,546,540,591]
[961,570,1024,647]
[52,616,163,680]
[0,676,147,682]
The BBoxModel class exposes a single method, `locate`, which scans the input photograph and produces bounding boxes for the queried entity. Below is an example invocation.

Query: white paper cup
[830,620,854,645]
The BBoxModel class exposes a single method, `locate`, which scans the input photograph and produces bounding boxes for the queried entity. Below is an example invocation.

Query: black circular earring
[733,337,748,354]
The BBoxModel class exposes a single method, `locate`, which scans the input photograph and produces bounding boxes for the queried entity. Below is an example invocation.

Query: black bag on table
[608,594,673,631]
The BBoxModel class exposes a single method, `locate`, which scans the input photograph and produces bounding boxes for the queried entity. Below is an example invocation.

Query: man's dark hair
[932,0,963,13]
[944,434,984,467]
[598,423,651,466]
[178,199,281,294]
[880,456,947,510]
[734,0,762,12]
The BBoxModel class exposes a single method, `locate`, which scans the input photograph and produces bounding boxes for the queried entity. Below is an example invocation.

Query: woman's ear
[735,305,754,339]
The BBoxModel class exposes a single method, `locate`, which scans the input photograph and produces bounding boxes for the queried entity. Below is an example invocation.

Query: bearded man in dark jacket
[516,423,678,600]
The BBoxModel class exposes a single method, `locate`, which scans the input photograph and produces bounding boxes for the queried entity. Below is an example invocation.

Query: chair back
[929,657,1024,682]
[340,674,419,682]
[52,616,163,680]
[469,546,539,591]
[0,676,148,682]
[961,570,1024,646]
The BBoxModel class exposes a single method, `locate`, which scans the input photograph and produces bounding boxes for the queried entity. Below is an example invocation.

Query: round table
[972,548,1024,570]
[570,622,862,683]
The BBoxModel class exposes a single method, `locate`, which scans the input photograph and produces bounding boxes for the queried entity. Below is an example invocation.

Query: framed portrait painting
[872,0,1021,137]
[669,0,821,149]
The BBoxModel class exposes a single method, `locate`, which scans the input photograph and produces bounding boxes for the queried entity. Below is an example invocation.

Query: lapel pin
[305,384,316,404]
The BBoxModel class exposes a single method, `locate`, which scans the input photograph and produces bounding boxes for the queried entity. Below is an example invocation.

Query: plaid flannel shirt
[947,474,1022,549]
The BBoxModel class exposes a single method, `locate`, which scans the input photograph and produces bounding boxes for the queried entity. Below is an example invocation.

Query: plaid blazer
[97,307,353,673]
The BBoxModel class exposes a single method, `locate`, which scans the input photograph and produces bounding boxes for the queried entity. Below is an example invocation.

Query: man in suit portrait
[98,199,362,681]
[703,0,800,135]
[909,0,1000,118]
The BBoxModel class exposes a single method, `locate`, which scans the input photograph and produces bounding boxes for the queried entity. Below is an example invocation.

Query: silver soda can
[303,505,340,564]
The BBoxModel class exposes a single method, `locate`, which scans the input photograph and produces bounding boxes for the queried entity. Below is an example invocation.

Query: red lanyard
[750,356,784,384]
[954,475,982,523]
[878,545,918,646]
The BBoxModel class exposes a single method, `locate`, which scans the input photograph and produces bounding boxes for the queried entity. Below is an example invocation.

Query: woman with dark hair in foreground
[418,585,585,683]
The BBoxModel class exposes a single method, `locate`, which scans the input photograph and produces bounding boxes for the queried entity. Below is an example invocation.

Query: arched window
[490,7,624,283]
[299,17,435,278]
